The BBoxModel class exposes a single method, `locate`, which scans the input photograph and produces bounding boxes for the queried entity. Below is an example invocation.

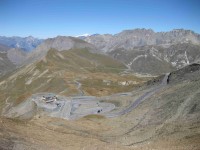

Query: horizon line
[1,27,200,39]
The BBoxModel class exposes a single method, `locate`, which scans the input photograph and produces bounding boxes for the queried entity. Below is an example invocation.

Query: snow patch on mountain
[76,33,90,37]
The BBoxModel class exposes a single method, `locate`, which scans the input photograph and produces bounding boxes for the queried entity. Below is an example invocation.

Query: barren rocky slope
[7,48,28,65]
[109,43,200,75]
[82,29,200,75]
[0,45,16,76]
[0,52,16,76]
[83,29,200,52]
[0,44,29,75]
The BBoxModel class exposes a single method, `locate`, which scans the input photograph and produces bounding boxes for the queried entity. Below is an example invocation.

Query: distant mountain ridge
[26,36,98,64]
[0,36,43,51]
[82,28,200,52]
[80,28,200,75]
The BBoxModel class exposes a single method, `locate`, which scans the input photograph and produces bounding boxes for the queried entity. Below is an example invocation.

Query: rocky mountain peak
[82,28,200,52]
[118,28,155,35]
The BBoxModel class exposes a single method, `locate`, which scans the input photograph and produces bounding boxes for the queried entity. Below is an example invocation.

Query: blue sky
[0,0,200,38]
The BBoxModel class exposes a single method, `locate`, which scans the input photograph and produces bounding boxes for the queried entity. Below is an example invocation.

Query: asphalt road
[105,73,170,118]
[74,80,84,96]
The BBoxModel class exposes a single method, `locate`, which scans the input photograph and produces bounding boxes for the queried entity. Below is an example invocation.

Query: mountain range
[82,28,200,52]
[1,28,200,76]
[0,36,43,52]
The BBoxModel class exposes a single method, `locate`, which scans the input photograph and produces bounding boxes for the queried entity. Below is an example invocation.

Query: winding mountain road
[105,73,170,118]
[4,73,170,120]
[74,80,84,96]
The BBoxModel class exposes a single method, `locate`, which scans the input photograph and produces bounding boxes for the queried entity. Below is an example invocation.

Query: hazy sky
[0,0,200,38]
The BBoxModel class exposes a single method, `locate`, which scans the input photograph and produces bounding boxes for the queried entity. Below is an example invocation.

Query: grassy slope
[0,48,146,111]
[0,53,15,76]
